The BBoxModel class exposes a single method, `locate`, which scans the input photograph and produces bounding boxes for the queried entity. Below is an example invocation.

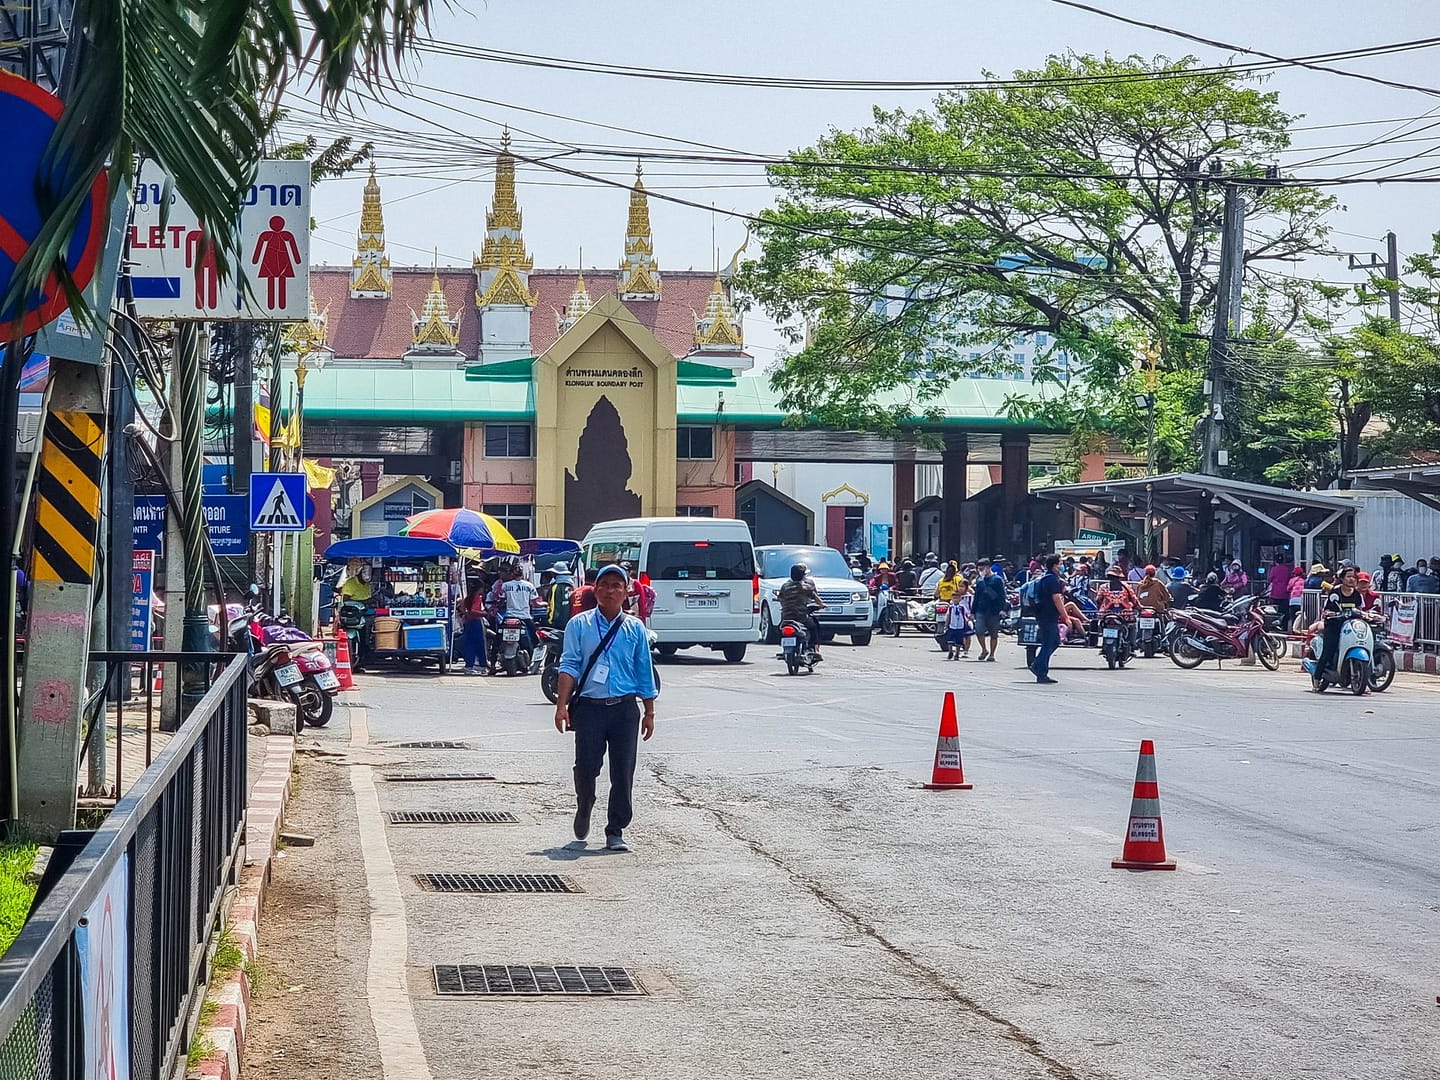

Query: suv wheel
[721,644,747,663]
[759,603,779,644]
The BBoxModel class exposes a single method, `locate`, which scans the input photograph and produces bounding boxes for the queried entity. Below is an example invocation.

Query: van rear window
[646,541,754,581]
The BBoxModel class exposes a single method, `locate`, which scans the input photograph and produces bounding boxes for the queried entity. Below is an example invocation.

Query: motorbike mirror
[248,583,261,597]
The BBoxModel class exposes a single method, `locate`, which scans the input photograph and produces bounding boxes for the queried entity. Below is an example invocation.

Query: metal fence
[1300,589,1440,650]
[0,654,250,1080]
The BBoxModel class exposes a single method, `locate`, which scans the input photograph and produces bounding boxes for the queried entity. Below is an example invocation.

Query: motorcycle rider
[1314,566,1367,683]
[1193,572,1225,611]
[1135,565,1171,612]
[778,563,826,661]
[544,563,576,629]
[894,559,919,593]
[499,562,541,652]
[1097,565,1138,613]
[918,553,944,595]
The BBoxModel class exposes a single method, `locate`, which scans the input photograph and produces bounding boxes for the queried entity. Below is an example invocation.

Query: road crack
[650,764,1096,1080]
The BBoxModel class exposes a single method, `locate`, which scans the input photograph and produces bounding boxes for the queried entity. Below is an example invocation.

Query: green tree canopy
[739,53,1336,436]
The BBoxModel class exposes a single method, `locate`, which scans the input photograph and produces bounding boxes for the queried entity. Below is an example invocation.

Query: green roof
[301,364,1058,429]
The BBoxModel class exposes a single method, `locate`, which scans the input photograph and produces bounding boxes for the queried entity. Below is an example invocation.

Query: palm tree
[3,0,435,334]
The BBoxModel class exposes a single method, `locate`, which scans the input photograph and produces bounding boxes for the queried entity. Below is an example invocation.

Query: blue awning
[323,536,458,563]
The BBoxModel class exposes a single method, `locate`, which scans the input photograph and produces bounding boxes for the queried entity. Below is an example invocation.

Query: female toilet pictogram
[251,215,300,311]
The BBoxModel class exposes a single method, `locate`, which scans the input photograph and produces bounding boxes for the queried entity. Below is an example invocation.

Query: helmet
[790,564,808,582]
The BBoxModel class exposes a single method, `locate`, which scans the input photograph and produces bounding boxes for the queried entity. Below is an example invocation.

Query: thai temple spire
[410,256,463,353]
[617,162,661,300]
[694,275,743,350]
[350,163,393,298]
[474,130,536,363]
[557,267,594,335]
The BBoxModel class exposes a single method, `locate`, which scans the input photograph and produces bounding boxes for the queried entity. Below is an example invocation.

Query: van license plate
[686,597,719,609]
[275,664,302,687]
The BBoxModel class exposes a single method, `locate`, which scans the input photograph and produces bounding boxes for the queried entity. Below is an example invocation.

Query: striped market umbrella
[401,508,521,553]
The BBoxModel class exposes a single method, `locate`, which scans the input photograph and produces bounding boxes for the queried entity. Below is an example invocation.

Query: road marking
[800,725,857,743]
[346,704,434,1080]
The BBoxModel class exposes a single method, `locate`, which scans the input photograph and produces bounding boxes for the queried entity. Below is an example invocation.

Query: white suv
[755,545,873,647]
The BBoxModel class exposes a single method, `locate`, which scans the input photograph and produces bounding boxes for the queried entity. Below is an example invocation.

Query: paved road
[257,631,1440,1080]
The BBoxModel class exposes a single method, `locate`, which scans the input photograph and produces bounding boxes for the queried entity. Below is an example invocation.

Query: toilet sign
[249,472,307,532]
[128,159,310,320]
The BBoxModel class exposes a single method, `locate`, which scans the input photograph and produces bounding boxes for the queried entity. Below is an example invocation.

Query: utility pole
[1202,182,1246,477]
[1386,230,1401,325]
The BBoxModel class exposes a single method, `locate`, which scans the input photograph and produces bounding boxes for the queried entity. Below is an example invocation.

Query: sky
[290,0,1440,372]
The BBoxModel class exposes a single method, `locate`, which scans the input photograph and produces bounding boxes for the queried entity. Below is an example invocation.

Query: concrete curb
[189,734,296,1080]
[1396,649,1438,675]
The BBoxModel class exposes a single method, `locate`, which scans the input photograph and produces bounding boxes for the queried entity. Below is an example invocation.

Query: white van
[581,517,758,662]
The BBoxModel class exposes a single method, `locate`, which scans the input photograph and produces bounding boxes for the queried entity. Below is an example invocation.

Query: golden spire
[475,128,537,308]
[557,269,594,334]
[411,258,463,351]
[618,161,661,299]
[694,276,743,349]
[351,161,393,298]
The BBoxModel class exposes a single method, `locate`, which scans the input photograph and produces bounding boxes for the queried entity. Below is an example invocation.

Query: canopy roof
[323,536,458,562]
[1348,463,1440,512]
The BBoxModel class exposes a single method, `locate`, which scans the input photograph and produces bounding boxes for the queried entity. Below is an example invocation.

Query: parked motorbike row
[219,586,340,731]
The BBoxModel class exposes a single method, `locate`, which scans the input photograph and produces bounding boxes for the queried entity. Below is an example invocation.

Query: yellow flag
[254,402,272,444]
[302,458,336,491]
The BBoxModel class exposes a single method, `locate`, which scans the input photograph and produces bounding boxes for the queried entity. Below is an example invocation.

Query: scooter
[1371,622,1396,692]
[932,601,950,650]
[1098,610,1135,669]
[243,606,338,727]
[1302,610,1377,695]
[1168,596,1280,672]
[778,606,820,675]
[227,611,312,732]
[490,614,533,677]
[1135,608,1166,658]
[538,625,564,703]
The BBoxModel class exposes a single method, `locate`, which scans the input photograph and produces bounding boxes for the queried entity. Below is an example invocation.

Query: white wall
[1344,490,1440,570]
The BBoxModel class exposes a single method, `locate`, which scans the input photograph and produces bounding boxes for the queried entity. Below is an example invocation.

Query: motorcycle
[338,599,371,672]
[932,601,950,650]
[490,614,533,677]
[227,611,312,732]
[1302,610,1378,695]
[1371,621,1396,692]
[1098,610,1135,669]
[1168,596,1280,672]
[538,623,663,705]
[1135,608,1167,658]
[242,605,338,727]
[778,606,820,675]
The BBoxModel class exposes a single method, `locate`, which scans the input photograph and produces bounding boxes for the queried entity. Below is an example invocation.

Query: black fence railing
[0,654,250,1079]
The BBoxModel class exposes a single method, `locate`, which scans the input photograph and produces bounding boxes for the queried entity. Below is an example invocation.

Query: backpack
[1019,578,1040,609]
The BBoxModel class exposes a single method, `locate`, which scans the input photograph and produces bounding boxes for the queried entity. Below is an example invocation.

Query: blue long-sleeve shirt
[558,607,658,700]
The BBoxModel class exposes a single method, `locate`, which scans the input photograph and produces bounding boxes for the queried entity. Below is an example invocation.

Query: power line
[1041,3,1440,97]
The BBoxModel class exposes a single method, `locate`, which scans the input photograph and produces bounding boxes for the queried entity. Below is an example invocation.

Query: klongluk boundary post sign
[129,159,310,320]
[249,473,308,533]
[0,72,109,340]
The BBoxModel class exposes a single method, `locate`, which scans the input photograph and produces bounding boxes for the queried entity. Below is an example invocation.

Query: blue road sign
[135,495,166,556]
[131,549,154,651]
[250,473,307,532]
[204,494,250,554]
[0,73,108,339]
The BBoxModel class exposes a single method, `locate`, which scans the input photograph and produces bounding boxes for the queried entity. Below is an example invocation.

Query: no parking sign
[0,72,108,340]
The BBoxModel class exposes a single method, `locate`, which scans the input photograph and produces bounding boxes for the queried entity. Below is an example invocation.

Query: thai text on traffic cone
[334,632,355,691]
[923,691,973,790]
[1112,739,1176,870]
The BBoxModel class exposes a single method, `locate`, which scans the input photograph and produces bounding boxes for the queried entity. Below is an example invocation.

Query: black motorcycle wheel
[883,612,900,637]
[1169,637,1207,670]
[541,665,560,704]
[1372,651,1396,692]
[502,654,518,676]
[1349,659,1371,696]
[1253,633,1281,672]
[295,685,333,727]
[283,687,306,733]
[785,653,800,675]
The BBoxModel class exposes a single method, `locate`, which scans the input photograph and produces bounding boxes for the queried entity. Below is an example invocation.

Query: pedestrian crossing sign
[250,473,307,532]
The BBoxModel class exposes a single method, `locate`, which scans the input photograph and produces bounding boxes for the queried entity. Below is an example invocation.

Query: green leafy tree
[739,53,1336,442]
[4,0,433,338]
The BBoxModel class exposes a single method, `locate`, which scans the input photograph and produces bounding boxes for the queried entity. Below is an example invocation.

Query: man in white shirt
[499,563,540,649]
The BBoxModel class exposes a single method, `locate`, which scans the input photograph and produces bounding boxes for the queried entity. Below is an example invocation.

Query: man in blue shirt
[554,563,657,852]
[1030,554,1067,684]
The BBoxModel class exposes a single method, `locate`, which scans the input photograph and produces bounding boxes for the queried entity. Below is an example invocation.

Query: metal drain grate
[382,772,495,783]
[385,740,472,749]
[386,811,519,825]
[415,873,579,894]
[433,964,643,997]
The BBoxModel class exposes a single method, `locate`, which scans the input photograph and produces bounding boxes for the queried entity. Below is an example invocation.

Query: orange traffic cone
[1112,739,1176,870]
[922,692,973,790]
[334,632,355,691]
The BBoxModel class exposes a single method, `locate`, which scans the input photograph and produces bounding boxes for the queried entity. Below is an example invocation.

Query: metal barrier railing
[1300,589,1440,650]
[0,654,251,1079]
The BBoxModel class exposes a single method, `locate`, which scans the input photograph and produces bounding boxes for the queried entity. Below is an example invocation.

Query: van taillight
[753,573,760,614]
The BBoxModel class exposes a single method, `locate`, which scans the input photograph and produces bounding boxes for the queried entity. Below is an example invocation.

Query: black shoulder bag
[569,614,625,705]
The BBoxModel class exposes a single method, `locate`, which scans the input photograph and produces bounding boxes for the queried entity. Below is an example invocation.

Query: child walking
[946,578,974,660]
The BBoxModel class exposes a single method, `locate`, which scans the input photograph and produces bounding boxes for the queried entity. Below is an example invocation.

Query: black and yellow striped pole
[18,359,107,837]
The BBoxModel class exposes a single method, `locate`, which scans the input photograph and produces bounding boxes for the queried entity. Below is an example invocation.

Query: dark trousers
[1033,620,1061,679]
[1317,618,1343,676]
[572,696,641,839]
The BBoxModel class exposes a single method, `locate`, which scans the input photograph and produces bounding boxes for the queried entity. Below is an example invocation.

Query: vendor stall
[325,536,459,673]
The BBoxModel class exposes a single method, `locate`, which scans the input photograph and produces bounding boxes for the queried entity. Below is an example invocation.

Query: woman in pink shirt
[1287,566,1307,630]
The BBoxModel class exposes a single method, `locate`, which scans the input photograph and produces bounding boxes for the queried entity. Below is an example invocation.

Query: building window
[676,426,715,460]
[482,503,533,540]
[484,424,532,458]
[677,505,716,517]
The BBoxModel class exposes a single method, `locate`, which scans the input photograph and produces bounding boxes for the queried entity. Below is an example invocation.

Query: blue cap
[1171,566,1187,580]
[990,564,1002,573]
[595,563,629,584]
